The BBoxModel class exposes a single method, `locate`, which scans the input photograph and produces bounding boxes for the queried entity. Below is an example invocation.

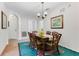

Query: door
[8,15,19,40]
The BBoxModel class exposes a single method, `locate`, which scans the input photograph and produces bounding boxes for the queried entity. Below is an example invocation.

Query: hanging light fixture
[37,2,48,19]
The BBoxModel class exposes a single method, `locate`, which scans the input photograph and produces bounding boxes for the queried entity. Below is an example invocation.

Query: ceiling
[4,2,62,18]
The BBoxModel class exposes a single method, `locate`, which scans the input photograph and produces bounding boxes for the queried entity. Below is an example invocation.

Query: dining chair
[32,31,38,34]
[46,31,51,35]
[45,32,62,55]
[28,32,36,48]
[35,36,49,56]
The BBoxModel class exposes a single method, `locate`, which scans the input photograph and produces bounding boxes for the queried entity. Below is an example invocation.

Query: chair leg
[29,42,31,47]
[37,50,45,56]
[42,51,45,56]
[57,47,60,55]
[29,43,33,48]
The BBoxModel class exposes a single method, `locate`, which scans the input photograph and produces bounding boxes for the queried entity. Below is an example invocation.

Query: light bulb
[44,11,47,16]
[37,13,41,17]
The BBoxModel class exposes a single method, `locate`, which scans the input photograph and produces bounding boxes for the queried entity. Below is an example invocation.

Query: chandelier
[37,2,48,19]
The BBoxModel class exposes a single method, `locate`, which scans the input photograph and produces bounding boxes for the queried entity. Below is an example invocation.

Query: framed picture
[51,15,63,29]
[1,11,7,29]
[8,21,10,27]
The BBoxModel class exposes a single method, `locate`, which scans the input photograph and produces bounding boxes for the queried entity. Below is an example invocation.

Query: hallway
[1,39,19,56]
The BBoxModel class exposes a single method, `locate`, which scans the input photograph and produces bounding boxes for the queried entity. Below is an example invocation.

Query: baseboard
[59,44,79,53]
[18,39,29,43]
[0,40,8,56]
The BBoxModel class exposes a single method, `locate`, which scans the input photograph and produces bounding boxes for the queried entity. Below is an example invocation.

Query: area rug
[18,42,37,56]
[18,42,64,56]
[18,42,79,56]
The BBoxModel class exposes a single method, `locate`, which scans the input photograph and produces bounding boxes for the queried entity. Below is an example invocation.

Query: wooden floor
[1,39,19,56]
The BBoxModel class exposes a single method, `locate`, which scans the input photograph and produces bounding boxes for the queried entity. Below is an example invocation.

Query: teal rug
[18,42,79,56]
[18,42,37,56]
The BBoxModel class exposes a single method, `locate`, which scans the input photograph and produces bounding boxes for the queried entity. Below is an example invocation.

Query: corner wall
[43,3,79,52]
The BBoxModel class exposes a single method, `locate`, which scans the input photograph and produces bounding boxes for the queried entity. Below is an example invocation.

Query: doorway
[8,14,19,40]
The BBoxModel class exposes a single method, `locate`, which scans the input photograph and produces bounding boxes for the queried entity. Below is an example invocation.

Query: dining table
[35,33,53,55]
[35,33,53,40]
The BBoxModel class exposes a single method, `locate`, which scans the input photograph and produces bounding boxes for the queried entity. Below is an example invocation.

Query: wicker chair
[45,32,62,55]
[35,36,49,55]
[32,31,38,34]
[28,32,36,48]
[46,31,51,35]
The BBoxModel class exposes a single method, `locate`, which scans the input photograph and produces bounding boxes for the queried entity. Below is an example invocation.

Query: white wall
[43,2,79,52]
[0,3,9,55]
[20,16,37,41]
